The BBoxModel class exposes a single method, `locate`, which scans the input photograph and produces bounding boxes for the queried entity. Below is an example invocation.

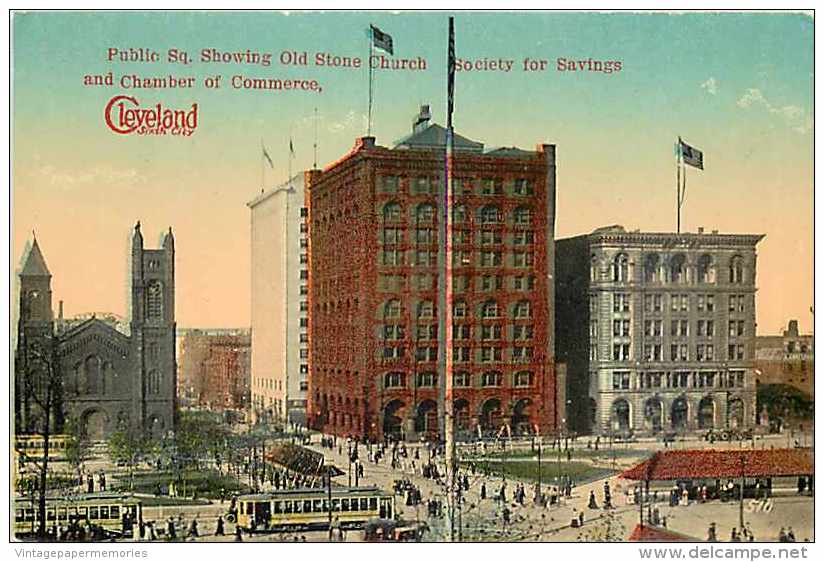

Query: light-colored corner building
[557,225,764,436]
[248,175,309,425]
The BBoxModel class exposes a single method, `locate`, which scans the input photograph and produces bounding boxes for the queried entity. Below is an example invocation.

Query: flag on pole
[678,137,704,170]
[370,25,394,55]
[447,17,455,128]
[289,138,295,156]
[262,145,273,169]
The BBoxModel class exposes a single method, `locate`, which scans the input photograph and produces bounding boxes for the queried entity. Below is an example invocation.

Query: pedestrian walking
[787,527,796,542]
[588,490,598,509]
[215,516,225,536]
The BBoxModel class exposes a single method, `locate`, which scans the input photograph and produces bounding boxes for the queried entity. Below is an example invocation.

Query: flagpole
[367,26,374,136]
[261,138,265,191]
[676,138,681,233]
[313,107,318,169]
[438,15,457,543]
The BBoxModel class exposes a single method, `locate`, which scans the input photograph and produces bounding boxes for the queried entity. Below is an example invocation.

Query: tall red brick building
[307,107,561,441]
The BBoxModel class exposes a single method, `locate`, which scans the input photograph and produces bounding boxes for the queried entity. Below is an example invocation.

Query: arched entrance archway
[383,400,405,440]
[644,397,664,433]
[612,399,631,431]
[671,396,689,430]
[479,398,503,434]
[728,397,745,429]
[698,396,715,429]
[511,399,533,436]
[454,399,470,432]
[415,400,438,439]
[82,409,109,441]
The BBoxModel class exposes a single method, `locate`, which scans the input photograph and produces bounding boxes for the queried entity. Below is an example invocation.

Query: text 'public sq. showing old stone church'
[14,222,177,441]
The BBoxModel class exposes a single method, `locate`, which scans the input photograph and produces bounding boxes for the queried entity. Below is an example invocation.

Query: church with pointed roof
[14,223,177,440]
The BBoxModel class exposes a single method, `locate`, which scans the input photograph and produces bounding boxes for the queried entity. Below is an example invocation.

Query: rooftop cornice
[589,231,765,247]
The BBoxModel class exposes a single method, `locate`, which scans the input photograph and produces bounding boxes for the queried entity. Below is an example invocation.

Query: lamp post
[536,436,542,504]
[738,453,745,530]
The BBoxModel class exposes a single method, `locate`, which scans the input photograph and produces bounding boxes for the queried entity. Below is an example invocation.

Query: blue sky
[12,11,814,332]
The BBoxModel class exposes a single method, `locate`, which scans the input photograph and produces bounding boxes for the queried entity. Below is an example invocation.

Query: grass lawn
[468,447,648,461]
[113,469,252,500]
[461,460,614,484]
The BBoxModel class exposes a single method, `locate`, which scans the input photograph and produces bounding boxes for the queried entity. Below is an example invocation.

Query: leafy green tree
[63,416,92,487]
[107,427,155,490]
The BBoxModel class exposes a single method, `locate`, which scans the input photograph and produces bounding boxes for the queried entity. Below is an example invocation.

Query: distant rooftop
[392,104,534,155]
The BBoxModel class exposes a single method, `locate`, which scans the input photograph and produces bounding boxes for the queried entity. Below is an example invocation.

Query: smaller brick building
[178,330,251,411]
[754,320,814,396]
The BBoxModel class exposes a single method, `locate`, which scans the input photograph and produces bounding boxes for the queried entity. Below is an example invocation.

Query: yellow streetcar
[13,493,143,539]
[230,486,395,533]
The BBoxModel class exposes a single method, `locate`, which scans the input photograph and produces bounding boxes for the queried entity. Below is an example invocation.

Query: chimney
[788,319,799,337]
[413,104,431,133]
[698,227,704,234]
[711,229,719,234]
[58,300,63,321]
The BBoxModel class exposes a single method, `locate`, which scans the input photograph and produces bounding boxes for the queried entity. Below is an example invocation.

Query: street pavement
[84,430,815,543]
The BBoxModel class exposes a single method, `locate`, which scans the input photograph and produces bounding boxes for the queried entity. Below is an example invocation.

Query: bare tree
[17,341,63,539]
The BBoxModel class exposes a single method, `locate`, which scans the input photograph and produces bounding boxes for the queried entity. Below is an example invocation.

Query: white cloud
[700,77,718,95]
[736,88,765,108]
[327,109,367,134]
[736,87,812,134]
[31,164,147,188]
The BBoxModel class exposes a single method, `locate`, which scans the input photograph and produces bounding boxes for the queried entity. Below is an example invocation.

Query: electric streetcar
[229,486,395,533]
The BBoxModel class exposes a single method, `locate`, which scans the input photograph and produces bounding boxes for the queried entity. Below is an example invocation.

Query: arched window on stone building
[613,253,629,282]
[146,281,164,320]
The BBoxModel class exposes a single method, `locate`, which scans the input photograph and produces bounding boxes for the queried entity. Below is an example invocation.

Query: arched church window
[146,281,163,320]
[84,356,100,394]
[147,370,162,395]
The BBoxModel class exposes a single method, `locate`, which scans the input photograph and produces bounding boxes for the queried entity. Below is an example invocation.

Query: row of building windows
[382,345,537,363]
[383,370,535,389]
[380,248,536,268]
[602,293,749,314]
[601,342,748,362]
[378,274,535,292]
[611,370,746,390]
[595,253,749,285]
[378,175,535,197]
[634,319,747,338]
[381,299,533,319]
[381,202,535,226]
[381,227,536,246]
[383,323,534,341]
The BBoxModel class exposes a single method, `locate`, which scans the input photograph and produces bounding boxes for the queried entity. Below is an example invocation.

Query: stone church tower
[14,237,60,434]
[14,222,177,440]
[129,222,178,437]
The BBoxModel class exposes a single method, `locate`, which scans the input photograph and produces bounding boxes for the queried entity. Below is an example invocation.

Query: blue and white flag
[370,25,394,55]
[678,137,704,170]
